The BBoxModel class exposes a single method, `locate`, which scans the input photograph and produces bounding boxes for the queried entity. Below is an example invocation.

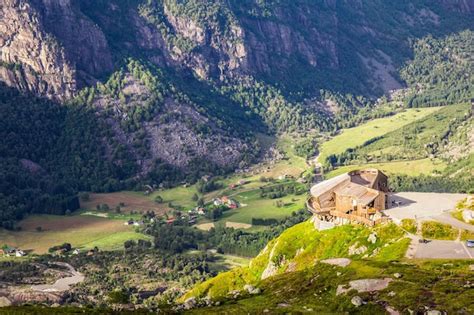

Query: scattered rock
[393,273,402,279]
[469,265,474,271]
[337,278,392,295]
[351,296,364,307]
[286,262,297,272]
[261,241,280,280]
[388,291,396,297]
[183,297,196,310]
[295,248,305,256]
[336,272,342,276]
[0,297,12,307]
[320,258,351,267]
[425,310,442,315]
[277,303,289,308]
[348,243,368,256]
[229,290,240,299]
[386,305,400,315]
[243,284,261,295]
[368,232,377,244]
[261,261,278,280]
[263,309,270,313]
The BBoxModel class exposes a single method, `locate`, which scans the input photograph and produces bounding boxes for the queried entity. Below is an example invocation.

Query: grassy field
[349,103,471,161]
[325,158,446,178]
[81,191,168,213]
[218,190,305,224]
[318,107,441,164]
[0,214,148,254]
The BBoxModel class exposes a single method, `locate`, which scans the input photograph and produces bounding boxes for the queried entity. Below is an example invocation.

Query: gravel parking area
[384,192,467,222]
[414,239,474,259]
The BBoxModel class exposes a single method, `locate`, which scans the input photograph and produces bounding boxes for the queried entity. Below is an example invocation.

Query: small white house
[15,250,26,257]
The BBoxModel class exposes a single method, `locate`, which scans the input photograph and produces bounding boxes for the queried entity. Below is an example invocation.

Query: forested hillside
[401,30,474,106]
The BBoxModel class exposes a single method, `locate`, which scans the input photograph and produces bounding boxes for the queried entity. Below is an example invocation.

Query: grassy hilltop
[182,221,474,314]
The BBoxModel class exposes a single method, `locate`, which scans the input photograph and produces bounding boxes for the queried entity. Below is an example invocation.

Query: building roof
[333,182,379,205]
[310,173,350,197]
[310,169,386,206]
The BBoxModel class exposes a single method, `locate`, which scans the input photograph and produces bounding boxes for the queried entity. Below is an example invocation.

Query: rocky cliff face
[1,0,472,100]
[0,0,112,100]
[0,0,76,100]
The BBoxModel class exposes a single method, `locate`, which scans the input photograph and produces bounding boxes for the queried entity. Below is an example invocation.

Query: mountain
[0,0,473,224]
[1,0,473,99]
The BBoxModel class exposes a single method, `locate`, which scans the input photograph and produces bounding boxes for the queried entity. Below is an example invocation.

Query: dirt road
[31,262,84,292]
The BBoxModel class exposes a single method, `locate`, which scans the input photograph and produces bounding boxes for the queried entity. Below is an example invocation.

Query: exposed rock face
[2,0,472,101]
[0,0,113,100]
[0,0,76,100]
[320,258,352,267]
[261,240,280,280]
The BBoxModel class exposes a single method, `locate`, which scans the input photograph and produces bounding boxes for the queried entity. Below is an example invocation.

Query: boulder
[351,296,364,307]
[0,297,12,307]
[321,258,351,267]
[368,232,377,244]
[348,243,368,256]
[337,278,392,295]
[386,305,400,315]
[243,284,261,295]
[393,273,402,279]
[183,297,196,310]
[425,310,442,315]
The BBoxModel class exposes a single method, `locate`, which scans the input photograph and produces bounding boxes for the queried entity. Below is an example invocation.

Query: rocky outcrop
[0,288,64,306]
[0,0,76,100]
[0,0,112,100]
[320,258,352,267]
[336,278,393,295]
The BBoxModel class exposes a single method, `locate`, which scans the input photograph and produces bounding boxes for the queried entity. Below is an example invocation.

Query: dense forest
[151,210,311,257]
[401,30,474,107]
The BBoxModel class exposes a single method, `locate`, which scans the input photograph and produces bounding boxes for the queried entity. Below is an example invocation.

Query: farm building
[307,169,390,226]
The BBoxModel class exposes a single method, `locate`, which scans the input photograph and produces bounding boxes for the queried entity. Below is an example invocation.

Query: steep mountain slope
[0,0,473,224]
[401,30,474,106]
[182,220,474,314]
[1,0,473,100]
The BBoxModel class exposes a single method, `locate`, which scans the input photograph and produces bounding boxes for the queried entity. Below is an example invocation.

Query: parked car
[466,240,474,248]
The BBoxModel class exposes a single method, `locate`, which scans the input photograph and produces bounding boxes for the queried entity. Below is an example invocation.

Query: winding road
[31,262,84,292]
